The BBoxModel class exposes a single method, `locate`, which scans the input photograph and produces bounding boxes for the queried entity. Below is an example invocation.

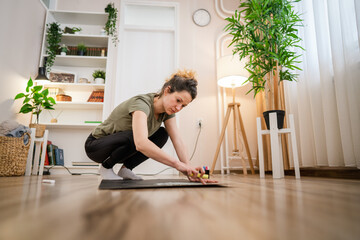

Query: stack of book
[72,162,99,167]
[66,46,107,56]
[44,141,64,166]
[47,87,63,99]
[87,90,104,102]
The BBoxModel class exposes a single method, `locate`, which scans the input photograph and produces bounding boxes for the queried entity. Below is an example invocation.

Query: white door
[113,1,179,174]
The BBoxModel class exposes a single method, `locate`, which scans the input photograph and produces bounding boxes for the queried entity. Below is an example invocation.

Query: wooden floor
[0,174,359,240]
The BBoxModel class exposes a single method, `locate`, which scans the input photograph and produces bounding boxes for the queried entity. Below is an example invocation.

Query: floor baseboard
[215,167,360,180]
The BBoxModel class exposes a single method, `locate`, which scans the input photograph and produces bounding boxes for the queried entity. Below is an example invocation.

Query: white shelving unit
[37,9,113,170]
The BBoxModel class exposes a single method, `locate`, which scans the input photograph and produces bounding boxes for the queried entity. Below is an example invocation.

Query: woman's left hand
[186,166,218,184]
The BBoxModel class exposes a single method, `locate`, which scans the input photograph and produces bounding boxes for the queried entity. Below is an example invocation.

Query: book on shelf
[52,144,58,165]
[87,90,104,102]
[54,148,64,166]
[46,87,64,99]
[72,161,100,166]
[47,141,55,165]
[84,121,102,124]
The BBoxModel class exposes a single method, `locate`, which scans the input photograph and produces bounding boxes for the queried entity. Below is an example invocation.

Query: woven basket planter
[29,123,46,137]
[0,133,31,176]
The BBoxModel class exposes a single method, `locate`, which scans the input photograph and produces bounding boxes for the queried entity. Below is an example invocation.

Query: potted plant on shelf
[225,0,304,129]
[92,70,106,84]
[105,3,119,46]
[14,77,56,137]
[59,44,69,56]
[46,22,63,73]
[64,26,82,34]
[77,43,87,56]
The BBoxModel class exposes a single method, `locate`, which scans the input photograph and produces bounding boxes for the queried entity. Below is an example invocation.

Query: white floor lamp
[211,55,255,175]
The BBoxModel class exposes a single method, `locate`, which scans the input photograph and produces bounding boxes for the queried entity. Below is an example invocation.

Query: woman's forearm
[135,138,180,168]
[172,137,190,165]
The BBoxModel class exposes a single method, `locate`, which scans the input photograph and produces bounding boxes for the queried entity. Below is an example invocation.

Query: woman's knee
[150,127,169,148]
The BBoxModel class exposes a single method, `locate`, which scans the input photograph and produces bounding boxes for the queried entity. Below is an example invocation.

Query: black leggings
[84,127,168,170]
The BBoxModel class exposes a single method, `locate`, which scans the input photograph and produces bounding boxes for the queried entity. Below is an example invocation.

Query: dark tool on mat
[99,179,225,190]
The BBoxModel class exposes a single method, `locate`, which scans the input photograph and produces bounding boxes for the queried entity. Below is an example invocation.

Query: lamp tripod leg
[211,105,232,174]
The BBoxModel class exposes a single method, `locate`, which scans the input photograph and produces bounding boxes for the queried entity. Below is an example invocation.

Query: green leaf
[48,97,56,104]
[33,85,43,92]
[14,93,25,99]
[41,88,49,97]
[27,77,33,90]
[19,104,33,114]
[22,97,30,104]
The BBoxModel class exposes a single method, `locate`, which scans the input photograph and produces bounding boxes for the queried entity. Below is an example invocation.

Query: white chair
[256,113,300,179]
[25,128,49,176]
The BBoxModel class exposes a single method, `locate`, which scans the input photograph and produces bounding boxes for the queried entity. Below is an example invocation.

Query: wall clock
[192,9,211,27]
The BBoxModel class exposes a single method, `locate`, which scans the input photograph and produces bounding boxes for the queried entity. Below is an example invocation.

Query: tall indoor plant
[14,77,56,137]
[225,0,304,128]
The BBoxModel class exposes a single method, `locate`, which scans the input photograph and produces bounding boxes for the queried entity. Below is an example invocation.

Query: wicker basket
[0,133,31,177]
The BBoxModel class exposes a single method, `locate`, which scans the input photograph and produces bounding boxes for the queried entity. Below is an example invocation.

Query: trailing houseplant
[46,22,63,73]
[14,77,56,136]
[105,3,119,46]
[225,0,304,128]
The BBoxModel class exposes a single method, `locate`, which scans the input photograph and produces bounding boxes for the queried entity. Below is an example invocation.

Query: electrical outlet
[197,119,203,128]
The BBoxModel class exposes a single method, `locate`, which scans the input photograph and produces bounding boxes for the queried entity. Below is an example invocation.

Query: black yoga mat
[99,179,225,190]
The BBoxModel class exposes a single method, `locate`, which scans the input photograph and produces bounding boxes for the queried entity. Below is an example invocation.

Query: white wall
[0,0,46,125]
[0,0,257,172]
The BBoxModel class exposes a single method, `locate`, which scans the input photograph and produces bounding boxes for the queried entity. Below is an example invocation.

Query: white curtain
[285,0,360,168]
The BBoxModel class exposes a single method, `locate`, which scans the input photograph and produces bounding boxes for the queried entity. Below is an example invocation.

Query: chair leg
[32,143,41,175]
[289,114,300,179]
[25,129,36,176]
[256,118,265,178]
[211,106,232,174]
[269,112,282,178]
[38,130,49,176]
[235,105,255,174]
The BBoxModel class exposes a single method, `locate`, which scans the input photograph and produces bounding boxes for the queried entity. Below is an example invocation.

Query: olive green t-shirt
[92,93,175,138]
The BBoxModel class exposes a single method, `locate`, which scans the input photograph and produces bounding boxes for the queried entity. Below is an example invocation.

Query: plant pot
[77,50,86,56]
[60,52,66,56]
[263,110,285,130]
[95,78,105,84]
[29,123,46,138]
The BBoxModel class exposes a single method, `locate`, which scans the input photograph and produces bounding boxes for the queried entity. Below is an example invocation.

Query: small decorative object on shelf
[14,77,56,137]
[87,90,104,102]
[59,44,69,56]
[92,69,106,84]
[105,3,119,46]
[49,71,75,83]
[46,22,62,73]
[64,26,82,34]
[48,110,63,123]
[56,94,72,102]
[78,78,89,83]
[77,43,87,56]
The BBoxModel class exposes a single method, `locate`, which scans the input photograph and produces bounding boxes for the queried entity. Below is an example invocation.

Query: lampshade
[217,55,249,88]
[34,67,50,85]
[35,67,49,80]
